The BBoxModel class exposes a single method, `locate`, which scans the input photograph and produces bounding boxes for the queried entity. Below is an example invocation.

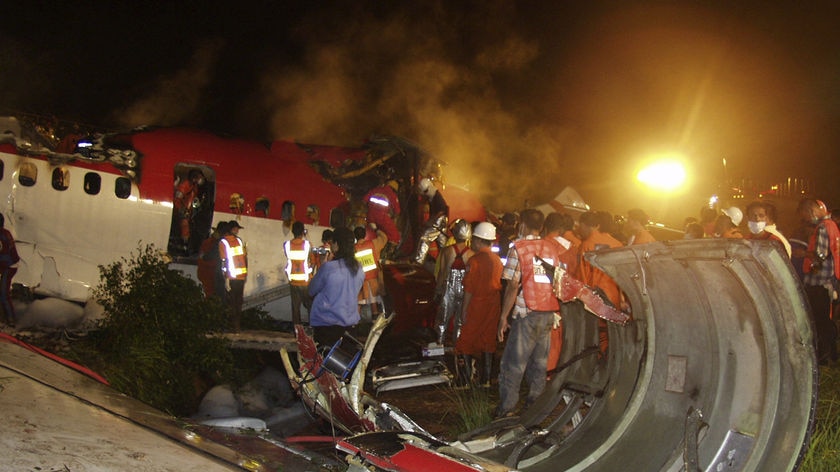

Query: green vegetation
[442,385,495,436]
[69,244,235,416]
[801,366,840,471]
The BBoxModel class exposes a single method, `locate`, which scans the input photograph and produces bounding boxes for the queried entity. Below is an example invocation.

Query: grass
[441,384,496,436]
[801,366,840,471]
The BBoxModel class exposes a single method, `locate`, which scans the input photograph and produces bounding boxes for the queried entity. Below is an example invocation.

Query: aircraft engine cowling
[464,238,816,472]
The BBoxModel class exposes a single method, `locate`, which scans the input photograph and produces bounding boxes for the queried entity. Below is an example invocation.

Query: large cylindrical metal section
[474,239,816,471]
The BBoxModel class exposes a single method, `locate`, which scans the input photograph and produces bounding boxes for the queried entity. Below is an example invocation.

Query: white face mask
[748,221,766,234]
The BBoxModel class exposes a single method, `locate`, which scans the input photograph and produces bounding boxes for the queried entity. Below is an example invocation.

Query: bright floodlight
[637,160,686,192]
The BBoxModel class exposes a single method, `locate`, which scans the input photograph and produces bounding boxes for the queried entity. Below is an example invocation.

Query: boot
[480,352,493,388]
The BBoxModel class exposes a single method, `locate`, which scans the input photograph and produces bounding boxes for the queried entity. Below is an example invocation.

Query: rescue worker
[365,180,401,246]
[625,208,656,245]
[434,219,474,347]
[354,225,387,321]
[0,213,19,325]
[797,198,840,363]
[496,209,565,418]
[722,206,744,227]
[745,200,791,257]
[414,177,449,264]
[714,213,744,239]
[455,221,503,388]
[576,211,624,354]
[284,221,314,325]
[197,223,224,299]
[173,169,206,255]
[219,220,248,331]
[497,212,519,262]
[542,212,578,375]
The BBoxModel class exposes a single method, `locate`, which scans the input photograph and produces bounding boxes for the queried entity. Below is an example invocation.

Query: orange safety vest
[354,239,380,281]
[219,235,247,280]
[284,239,312,286]
[514,238,564,312]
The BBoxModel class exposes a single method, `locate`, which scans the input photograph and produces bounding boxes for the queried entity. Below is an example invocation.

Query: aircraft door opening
[168,164,215,260]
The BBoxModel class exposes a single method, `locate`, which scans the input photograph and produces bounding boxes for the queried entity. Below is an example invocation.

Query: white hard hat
[418,178,434,197]
[722,206,743,226]
[473,222,496,241]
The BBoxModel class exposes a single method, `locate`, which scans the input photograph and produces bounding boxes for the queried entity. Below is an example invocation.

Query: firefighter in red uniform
[219,220,248,331]
[284,221,314,325]
[0,214,19,325]
[365,180,401,245]
[173,169,206,255]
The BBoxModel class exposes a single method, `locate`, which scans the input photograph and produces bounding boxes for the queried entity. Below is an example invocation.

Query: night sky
[3,1,839,228]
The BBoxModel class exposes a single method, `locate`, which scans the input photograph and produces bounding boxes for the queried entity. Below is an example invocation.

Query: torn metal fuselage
[280,314,432,437]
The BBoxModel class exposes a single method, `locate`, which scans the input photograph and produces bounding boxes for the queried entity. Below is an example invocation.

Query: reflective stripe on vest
[220,237,248,280]
[368,194,390,207]
[355,239,379,280]
[356,248,377,272]
[284,239,312,282]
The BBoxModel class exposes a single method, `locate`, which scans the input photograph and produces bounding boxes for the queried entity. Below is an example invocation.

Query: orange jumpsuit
[546,236,578,373]
[455,247,503,356]
[577,229,623,353]
[630,228,656,245]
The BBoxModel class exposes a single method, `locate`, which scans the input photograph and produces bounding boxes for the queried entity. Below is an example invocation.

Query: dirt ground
[377,382,499,440]
[366,327,503,440]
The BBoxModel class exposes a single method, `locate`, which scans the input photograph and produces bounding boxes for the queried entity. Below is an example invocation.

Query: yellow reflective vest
[284,238,313,286]
[219,235,248,280]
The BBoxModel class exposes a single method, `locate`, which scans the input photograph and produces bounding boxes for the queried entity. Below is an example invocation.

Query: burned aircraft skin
[457,238,816,471]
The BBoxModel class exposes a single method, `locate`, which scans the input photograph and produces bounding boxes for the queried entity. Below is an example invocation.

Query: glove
[552,312,562,329]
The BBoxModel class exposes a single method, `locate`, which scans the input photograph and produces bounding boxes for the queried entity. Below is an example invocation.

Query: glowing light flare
[636,159,687,192]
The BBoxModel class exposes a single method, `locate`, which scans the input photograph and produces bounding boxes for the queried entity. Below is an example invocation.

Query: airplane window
[255,196,270,217]
[52,167,69,191]
[18,161,37,187]
[84,172,101,195]
[115,177,131,199]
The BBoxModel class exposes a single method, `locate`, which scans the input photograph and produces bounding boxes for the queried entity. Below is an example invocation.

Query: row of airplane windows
[9,160,132,199]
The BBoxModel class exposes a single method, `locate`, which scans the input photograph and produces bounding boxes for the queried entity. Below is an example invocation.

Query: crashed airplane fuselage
[0,226,816,470]
[0,117,484,320]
